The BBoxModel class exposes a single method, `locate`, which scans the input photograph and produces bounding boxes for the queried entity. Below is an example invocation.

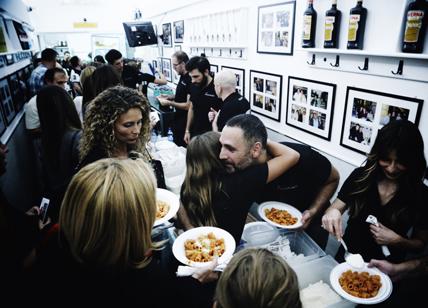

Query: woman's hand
[321,208,343,240]
[370,222,400,246]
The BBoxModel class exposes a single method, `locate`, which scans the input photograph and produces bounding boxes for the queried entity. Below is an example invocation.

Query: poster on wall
[162,23,172,47]
[257,1,296,55]
[221,66,245,97]
[249,70,282,121]
[341,87,423,154]
[173,20,184,43]
[286,76,336,141]
[161,57,172,82]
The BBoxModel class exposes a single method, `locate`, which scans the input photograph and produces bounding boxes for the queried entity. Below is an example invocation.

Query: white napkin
[176,259,230,277]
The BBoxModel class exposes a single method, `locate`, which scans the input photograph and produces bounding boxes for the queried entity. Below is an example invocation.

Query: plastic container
[281,230,326,260]
[292,255,356,308]
[242,222,280,246]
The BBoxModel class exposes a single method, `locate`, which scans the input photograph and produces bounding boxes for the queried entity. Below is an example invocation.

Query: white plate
[154,188,180,226]
[329,262,393,305]
[172,226,236,268]
[258,201,303,229]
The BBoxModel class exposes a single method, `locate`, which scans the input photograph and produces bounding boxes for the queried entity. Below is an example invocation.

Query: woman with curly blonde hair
[79,85,150,165]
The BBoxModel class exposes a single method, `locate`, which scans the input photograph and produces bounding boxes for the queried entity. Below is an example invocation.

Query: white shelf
[298,48,428,60]
[0,59,32,77]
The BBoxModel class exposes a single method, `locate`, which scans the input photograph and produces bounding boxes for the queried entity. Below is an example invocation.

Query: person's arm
[211,109,220,132]
[302,166,340,229]
[368,256,428,282]
[154,70,167,85]
[265,140,300,183]
[177,205,195,231]
[184,102,194,144]
[369,224,428,252]
[158,94,191,111]
[322,198,347,240]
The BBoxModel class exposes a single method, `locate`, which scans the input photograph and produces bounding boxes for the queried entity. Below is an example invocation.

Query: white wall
[142,0,428,178]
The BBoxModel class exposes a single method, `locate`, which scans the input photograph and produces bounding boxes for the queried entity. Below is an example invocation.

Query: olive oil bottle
[324,0,341,48]
[347,0,367,49]
[402,0,428,53]
[302,0,317,48]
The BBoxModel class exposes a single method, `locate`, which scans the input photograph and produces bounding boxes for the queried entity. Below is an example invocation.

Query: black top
[217,92,249,131]
[258,142,331,211]
[213,163,268,243]
[122,65,155,93]
[174,72,192,116]
[337,167,428,263]
[189,80,222,136]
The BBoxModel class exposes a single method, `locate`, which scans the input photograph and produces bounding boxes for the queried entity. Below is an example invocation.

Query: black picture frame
[286,76,336,141]
[221,66,245,97]
[173,20,184,44]
[249,70,282,122]
[257,1,296,56]
[162,23,172,47]
[0,78,17,125]
[340,86,424,154]
[161,57,172,82]
[210,64,218,75]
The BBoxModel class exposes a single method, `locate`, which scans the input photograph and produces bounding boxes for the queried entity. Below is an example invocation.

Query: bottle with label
[402,0,428,53]
[302,0,317,48]
[324,0,341,48]
[167,127,174,142]
[347,0,367,49]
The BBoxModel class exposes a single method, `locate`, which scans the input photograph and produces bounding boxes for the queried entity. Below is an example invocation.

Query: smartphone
[39,197,50,224]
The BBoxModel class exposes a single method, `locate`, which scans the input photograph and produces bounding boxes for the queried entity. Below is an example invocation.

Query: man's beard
[223,155,254,174]
[195,75,208,88]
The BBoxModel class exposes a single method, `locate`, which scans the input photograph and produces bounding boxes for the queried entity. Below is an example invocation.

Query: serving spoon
[339,238,365,269]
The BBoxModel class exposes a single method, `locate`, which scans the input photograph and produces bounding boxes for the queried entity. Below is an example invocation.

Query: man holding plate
[219,114,340,249]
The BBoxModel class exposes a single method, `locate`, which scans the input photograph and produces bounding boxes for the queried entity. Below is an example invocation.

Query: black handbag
[150,159,166,189]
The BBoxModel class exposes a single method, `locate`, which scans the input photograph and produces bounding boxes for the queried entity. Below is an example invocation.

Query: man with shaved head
[209,70,249,132]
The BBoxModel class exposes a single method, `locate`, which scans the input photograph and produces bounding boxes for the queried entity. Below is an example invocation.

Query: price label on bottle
[303,15,313,40]
[404,10,424,43]
[324,16,335,41]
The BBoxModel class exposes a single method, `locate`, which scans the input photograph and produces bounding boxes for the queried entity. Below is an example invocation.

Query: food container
[242,222,280,246]
[292,255,356,308]
[281,230,326,261]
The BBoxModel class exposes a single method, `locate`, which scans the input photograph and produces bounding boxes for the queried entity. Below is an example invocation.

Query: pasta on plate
[339,270,382,298]
[156,200,170,220]
[184,232,225,263]
[264,208,298,226]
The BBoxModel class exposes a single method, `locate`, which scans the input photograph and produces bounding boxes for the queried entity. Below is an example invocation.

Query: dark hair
[70,56,80,68]
[172,51,189,64]
[104,49,122,64]
[350,120,426,218]
[226,114,267,150]
[41,48,58,62]
[94,55,106,64]
[185,56,210,74]
[37,86,82,166]
[44,68,66,83]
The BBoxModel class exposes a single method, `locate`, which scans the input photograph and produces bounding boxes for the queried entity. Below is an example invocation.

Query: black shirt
[337,167,428,263]
[174,73,192,117]
[122,65,155,94]
[189,80,222,136]
[217,92,249,131]
[258,142,331,211]
[213,164,268,243]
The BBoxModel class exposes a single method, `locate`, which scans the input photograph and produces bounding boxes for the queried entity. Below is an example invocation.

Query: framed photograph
[341,87,423,154]
[257,1,296,55]
[249,70,282,121]
[221,66,245,96]
[286,76,336,140]
[173,20,184,43]
[161,57,172,82]
[0,78,16,125]
[174,45,182,51]
[162,23,172,47]
[210,64,218,75]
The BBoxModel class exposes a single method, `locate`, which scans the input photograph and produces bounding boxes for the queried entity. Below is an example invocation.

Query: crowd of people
[0,46,426,307]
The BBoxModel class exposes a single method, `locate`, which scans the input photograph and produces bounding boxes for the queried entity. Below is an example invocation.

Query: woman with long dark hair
[322,120,428,263]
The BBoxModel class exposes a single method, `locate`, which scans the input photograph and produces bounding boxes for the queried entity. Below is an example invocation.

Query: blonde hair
[214,70,237,90]
[59,158,158,270]
[80,65,96,86]
[79,85,151,161]
[215,248,302,308]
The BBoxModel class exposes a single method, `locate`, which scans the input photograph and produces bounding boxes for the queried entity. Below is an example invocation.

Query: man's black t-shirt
[217,92,249,131]
[174,73,192,117]
[258,142,331,211]
[189,80,222,136]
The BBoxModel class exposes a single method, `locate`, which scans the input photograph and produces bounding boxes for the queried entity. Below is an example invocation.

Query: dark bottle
[402,0,428,53]
[302,0,317,48]
[347,0,367,49]
[324,0,341,48]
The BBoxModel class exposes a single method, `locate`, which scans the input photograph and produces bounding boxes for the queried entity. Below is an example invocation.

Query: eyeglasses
[172,62,182,67]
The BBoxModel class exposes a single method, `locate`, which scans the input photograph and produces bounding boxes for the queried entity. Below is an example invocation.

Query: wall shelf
[298,48,428,60]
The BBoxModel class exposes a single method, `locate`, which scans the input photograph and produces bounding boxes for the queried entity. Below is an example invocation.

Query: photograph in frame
[161,57,172,82]
[249,70,282,121]
[221,66,245,97]
[286,76,336,140]
[162,23,172,47]
[257,1,296,55]
[210,64,218,75]
[340,87,423,154]
[173,20,184,43]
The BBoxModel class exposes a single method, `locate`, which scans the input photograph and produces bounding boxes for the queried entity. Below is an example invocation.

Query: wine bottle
[302,0,317,48]
[324,0,341,48]
[402,0,428,53]
[347,0,367,49]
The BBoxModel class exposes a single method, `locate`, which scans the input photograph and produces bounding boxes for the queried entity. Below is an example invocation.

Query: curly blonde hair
[80,86,151,161]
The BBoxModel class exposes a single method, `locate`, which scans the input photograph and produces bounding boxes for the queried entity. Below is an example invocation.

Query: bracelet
[185,130,190,133]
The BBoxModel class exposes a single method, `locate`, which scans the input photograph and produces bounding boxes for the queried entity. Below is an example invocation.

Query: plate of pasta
[172,226,236,268]
[154,188,180,227]
[329,262,393,304]
[258,201,303,229]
